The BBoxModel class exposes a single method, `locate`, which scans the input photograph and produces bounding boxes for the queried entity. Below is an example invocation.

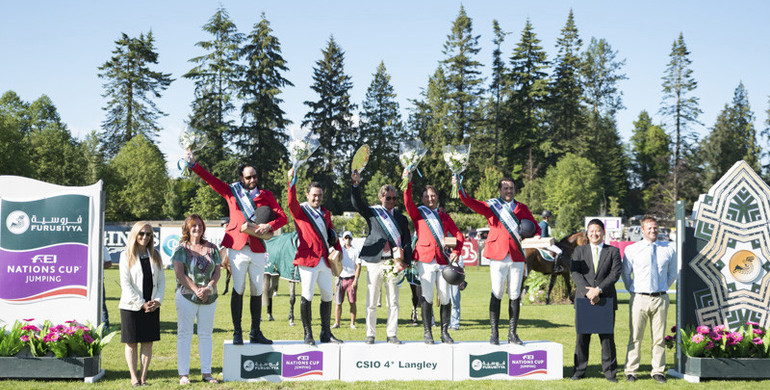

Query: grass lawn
[1,266,766,389]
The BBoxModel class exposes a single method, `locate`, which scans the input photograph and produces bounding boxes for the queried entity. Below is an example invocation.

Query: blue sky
[2,1,769,175]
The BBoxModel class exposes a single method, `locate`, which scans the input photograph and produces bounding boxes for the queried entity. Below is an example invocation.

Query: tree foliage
[105,135,168,221]
[98,32,173,157]
[541,153,600,234]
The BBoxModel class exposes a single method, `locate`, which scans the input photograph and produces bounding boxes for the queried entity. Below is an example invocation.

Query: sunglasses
[138,231,153,237]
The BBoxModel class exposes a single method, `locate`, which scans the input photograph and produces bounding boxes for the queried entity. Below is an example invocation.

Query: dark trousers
[573,330,617,379]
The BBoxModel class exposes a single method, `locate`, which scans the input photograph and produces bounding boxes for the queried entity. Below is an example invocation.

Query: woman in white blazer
[119,221,165,387]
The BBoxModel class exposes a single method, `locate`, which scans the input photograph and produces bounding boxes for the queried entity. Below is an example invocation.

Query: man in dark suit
[570,219,622,382]
[351,171,413,344]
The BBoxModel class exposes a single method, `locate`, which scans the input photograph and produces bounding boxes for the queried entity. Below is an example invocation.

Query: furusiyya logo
[469,351,507,378]
[163,234,180,257]
[6,210,30,234]
[241,352,282,378]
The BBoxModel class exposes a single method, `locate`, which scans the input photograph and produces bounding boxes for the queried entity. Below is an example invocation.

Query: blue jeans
[449,284,460,328]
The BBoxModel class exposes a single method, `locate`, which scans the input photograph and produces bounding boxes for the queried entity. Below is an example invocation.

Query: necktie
[593,246,600,273]
[650,243,659,292]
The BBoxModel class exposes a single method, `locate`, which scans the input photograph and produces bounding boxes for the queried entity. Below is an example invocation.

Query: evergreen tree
[184,6,243,178]
[105,134,168,220]
[579,37,629,211]
[441,5,484,143]
[542,153,601,235]
[507,19,550,188]
[701,82,760,184]
[98,32,173,157]
[547,9,585,158]
[237,13,293,192]
[485,19,509,168]
[660,32,701,201]
[629,111,670,188]
[302,36,357,212]
[359,61,405,184]
[408,68,455,207]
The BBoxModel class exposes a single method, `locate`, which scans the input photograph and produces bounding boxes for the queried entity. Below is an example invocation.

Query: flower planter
[682,355,770,379]
[0,355,101,379]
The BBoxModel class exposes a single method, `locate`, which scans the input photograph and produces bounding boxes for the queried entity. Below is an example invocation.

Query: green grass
[1,267,765,388]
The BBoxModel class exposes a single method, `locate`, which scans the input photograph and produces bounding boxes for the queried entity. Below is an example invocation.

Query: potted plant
[667,322,770,379]
[0,319,116,379]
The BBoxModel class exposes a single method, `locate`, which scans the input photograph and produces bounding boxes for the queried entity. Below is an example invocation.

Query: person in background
[173,214,221,385]
[332,231,362,329]
[622,215,677,384]
[119,222,165,387]
[540,210,553,238]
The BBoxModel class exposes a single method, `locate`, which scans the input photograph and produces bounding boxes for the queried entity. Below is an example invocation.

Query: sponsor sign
[461,238,479,266]
[223,341,338,382]
[0,176,103,325]
[454,341,562,380]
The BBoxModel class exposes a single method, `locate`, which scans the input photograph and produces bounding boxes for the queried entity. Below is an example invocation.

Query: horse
[523,231,587,304]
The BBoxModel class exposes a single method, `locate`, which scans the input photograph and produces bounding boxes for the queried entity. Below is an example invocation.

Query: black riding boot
[489,294,501,345]
[440,304,454,344]
[422,300,434,344]
[249,296,272,344]
[319,301,343,343]
[508,298,523,345]
[300,297,315,345]
[231,290,244,345]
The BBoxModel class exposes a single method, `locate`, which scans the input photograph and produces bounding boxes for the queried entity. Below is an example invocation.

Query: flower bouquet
[177,125,209,175]
[443,144,471,198]
[398,139,427,190]
[668,322,770,358]
[289,132,320,170]
[1,318,116,358]
[381,257,405,284]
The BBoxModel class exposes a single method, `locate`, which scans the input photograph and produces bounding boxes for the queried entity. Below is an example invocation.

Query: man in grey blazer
[351,171,413,344]
[570,219,622,382]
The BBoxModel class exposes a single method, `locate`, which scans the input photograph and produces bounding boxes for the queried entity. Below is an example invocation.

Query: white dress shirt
[621,239,677,293]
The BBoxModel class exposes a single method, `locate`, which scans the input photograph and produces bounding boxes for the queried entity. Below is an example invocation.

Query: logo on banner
[241,350,323,379]
[163,234,180,257]
[469,350,548,378]
[508,350,547,376]
[6,210,30,234]
[469,352,507,378]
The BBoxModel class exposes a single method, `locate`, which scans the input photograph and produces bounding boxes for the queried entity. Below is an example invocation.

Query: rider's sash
[370,205,402,251]
[418,205,448,261]
[300,202,331,253]
[229,182,260,223]
[486,198,525,258]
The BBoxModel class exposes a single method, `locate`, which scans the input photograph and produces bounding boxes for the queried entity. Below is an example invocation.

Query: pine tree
[359,61,405,184]
[98,32,173,157]
[441,5,484,143]
[237,13,293,192]
[507,18,550,187]
[486,19,509,168]
[547,9,585,158]
[660,32,701,201]
[184,6,243,178]
[701,82,760,184]
[629,111,670,188]
[302,36,357,212]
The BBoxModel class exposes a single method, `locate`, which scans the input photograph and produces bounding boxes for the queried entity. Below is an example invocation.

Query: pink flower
[671,326,677,333]
[714,325,727,333]
[732,332,744,343]
[20,335,29,342]
[21,325,40,332]
[22,318,34,322]
[692,334,705,343]
[705,341,715,350]
[753,328,765,336]
[82,333,94,344]
[753,337,763,345]
[710,331,723,341]
[64,326,77,335]
[747,321,760,327]
[65,320,76,324]
[696,325,710,334]
[665,335,673,342]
